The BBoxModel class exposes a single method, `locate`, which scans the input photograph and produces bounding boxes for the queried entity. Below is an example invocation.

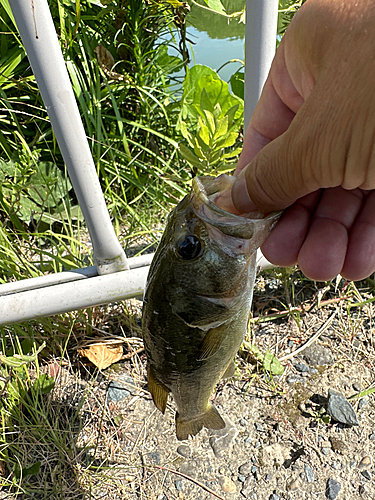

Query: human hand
[231,0,375,281]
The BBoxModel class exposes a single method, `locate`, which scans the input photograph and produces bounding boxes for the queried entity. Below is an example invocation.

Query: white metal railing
[0,0,278,326]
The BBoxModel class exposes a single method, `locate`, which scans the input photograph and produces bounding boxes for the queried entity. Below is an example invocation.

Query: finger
[298,188,364,280]
[235,39,299,174]
[261,191,321,266]
[342,192,375,280]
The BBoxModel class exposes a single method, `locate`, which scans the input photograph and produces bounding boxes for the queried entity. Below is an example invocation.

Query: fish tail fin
[175,404,225,441]
[147,364,170,414]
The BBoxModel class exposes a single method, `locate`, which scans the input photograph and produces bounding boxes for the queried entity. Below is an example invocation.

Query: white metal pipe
[9,0,128,275]
[0,266,149,326]
[245,0,278,129]
[0,254,155,297]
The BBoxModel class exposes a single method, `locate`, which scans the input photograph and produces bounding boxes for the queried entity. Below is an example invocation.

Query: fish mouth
[191,174,282,249]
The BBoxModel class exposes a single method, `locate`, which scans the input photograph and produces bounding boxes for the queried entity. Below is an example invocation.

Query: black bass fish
[142,175,280,440]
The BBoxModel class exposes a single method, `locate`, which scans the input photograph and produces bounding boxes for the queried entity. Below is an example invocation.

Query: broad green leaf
[230,70,244,100]
[215,131,238,149]
[200,88,214,114]
[213,115,228,140]
[33,373,55,394]
[203,0,226,14]
[193,137,205,159]
[198,116,211,146]
[262,349,285,376]
[203,109,215,135]
[178,143,202,167]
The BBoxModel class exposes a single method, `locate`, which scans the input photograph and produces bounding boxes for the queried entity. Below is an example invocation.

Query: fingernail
[232,168,257,213]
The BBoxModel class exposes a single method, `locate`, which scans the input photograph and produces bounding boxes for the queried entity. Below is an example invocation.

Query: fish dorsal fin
[175,403,225,441]
[147,364,170,414]
[221,360,235,379]
[198,326,227,361]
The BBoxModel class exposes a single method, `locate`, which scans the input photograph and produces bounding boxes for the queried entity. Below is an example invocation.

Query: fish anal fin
[175,404,225,441]
[221,360,235,379]
[198,327,226,361]
[147,364,170,414]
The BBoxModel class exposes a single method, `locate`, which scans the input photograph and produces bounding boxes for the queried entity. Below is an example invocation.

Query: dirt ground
[3,268,374,500]
[49,269,375,500]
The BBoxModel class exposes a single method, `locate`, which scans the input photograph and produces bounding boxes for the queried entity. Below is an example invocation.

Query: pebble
[219,476,237,493]
[286,374,306,385]
[209,416,238,458]
[295,362,310,373]
[240,476,254,498]
[358,456,372,469]
[254,441,261,449]
[326,478,342,500]
[329,436,347,454]
[361,470,371,481]
[303,344,334,366]
[176,445,191,459]
[369,433,375,441]
[327,389,359,426]
[322,448,330,456]
[358,397,369,410]
[106,373,135,402]
[174,480,183,491]
[269,494,280,500]
[359,485,366,495]
[238,474,246,483]
[254,422,264,432]
[350,460,357,468]
[353,382,362,392]
[304,464,314,483]
[239,463,253,476]
[244,436,252,444]
[331,461,341,470]
[239,418,248,427]
[287,477,301,491]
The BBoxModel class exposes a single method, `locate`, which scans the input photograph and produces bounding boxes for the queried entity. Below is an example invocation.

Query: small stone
[239,463,252,476]
[244,436,252,444]
[329,436,347,454]
[238,474,246,483]
[106,374,136,402]
[310,368,319,374]
[331,461,340,470]
[288,340,295,348]
[361,470,371,481]
[174,479,183,491]
[287,477,301,491]
[265,473,272,482]
[219,476,237,493]
[251,465,257,474]
[327,389,359,426]
[359,484,366,495]
[240,476,254,498]
[254,422,264,432]
[209,416,238,458]
[254,441,261,449]
[286,374,306,384]
[369,433,375,441]
[269,494,280,500]
[358,456,372,469]
[350,460,357,468]
[326,478,342,499]
[304,464,314,483]
[239,418,248,427]
[295,362,310,373]
[353,382,362,392]
[303,344,334,366]
[358,397,369,410]
[322,448,330,456]
[176,445,191,459]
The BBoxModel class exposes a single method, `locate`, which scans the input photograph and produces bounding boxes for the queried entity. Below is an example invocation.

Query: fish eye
[177,235,202,260]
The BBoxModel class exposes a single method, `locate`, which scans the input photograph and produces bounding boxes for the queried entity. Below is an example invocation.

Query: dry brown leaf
[78,343,123,370]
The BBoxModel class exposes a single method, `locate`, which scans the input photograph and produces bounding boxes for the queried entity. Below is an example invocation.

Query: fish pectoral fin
[198,327,227,360]
[221,360,235,379]
[147,365,170,414]
[175,404,225,441]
